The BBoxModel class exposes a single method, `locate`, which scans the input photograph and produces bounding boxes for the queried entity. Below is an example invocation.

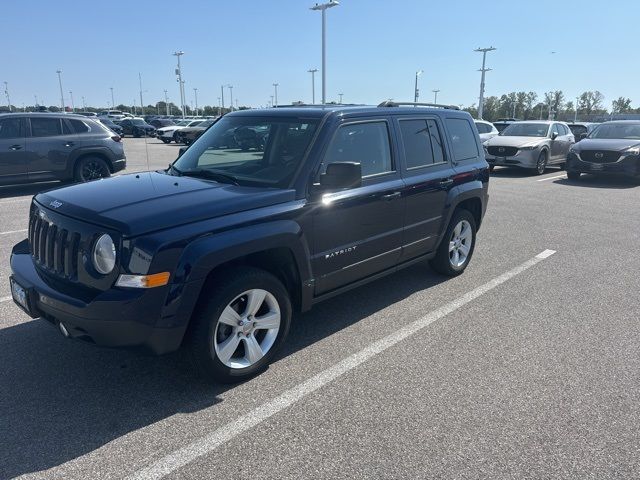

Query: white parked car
[156,119,204,143]
[97,110,127,121]
[474,120,499,142]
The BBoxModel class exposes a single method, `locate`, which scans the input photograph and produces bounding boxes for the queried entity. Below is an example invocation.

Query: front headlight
[624,146,640,156]
[92,234,116,274]
[520,145,539,150]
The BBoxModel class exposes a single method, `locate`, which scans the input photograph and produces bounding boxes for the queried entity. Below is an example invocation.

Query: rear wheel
[161,138,171,144]
[429,209,477,276]
[186,267,292,384]
[535,151,548,175]
[567,170,581,180]
[74,156,110,183]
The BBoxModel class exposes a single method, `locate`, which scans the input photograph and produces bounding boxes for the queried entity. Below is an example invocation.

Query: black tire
[161,138,172,144]
[74,156,111,183]
[429,209,477,277]
[489,165,495,173]
[535,150,548,175]
[566,170,581,180]
[558,162,566,170]
[186,267,292,384]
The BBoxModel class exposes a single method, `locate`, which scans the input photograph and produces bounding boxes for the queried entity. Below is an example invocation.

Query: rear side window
[445,118,478,161]
[474,122,491,134]
[399,119,446,169]
[569,125,587,137]
[0,118,23,139]
[324,121,393,177]
[30,118,62,137]
[69,119,90,133]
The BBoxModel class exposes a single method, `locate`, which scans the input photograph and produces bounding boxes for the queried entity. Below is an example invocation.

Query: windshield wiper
[167,163,183,176]
[180,168,240,185]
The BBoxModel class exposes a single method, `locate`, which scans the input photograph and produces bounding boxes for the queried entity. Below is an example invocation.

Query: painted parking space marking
[537,173,567,182]
[0,229,27,236]
[128,249,557,480]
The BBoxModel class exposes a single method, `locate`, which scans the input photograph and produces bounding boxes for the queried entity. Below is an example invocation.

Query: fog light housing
[116,272,171,288]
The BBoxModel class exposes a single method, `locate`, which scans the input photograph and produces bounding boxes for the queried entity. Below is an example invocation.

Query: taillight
[111,135,121,142]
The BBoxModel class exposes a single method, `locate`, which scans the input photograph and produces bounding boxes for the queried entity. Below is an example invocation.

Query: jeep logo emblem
[594,152,604,159]
[49,200,63,209]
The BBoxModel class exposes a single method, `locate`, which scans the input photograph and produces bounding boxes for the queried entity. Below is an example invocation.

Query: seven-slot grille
[487,146,519,157]
[28,208,80,279]
[579,150,620,164]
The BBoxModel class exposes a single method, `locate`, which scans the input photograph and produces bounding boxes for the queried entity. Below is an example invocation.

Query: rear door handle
[9,144,22,151]
[439,178,454,188]
[381,192,401,201]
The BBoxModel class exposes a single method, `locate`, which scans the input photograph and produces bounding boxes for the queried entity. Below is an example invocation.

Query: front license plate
[590,164,604,171]
[10,277,29,312]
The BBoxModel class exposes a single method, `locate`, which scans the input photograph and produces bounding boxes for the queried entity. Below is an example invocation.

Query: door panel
[0,117,28,184]
[26,117,77,179]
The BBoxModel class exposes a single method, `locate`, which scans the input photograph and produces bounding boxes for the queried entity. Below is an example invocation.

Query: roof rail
[272,103,363,108]
[377,101,459,110]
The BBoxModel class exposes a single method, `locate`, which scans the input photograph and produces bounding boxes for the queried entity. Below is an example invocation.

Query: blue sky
[2,0,638,110]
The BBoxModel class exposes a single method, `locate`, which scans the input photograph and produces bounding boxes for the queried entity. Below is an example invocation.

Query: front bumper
[112,158,126,173]
[9,241,186,354]
[567,152,640,176]
[485,148,539,168]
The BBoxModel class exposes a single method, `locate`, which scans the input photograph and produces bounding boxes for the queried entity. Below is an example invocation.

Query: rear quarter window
[445,118,479,162]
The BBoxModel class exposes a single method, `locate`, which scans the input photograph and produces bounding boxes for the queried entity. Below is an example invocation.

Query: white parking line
[537,173,567,182]
[0,197,31,205]
[127,249,557,480]
[0,229,27,235]
[0,296,12,303]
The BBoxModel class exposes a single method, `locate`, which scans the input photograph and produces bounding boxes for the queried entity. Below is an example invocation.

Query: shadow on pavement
[0,182,62,200]
[0,262,442,478]
[489,166,563,179]
[555,174,640,189]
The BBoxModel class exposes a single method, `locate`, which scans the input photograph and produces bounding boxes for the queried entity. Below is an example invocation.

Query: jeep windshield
[589,123,640,139]
[501,123,549,137]
[172,116,319,187]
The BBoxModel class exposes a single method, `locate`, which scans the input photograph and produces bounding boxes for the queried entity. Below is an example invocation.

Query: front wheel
[186,267,292,384]
[74,156,110,183]
[535,151,548,175]
[161,138,171,144]
[429,209,477,276]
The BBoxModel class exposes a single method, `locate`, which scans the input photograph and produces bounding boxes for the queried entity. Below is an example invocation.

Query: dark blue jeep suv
[10,102,489,383]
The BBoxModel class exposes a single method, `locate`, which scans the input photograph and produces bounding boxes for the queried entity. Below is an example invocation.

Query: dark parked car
[0,113,125,185]
[97,118,124,136]
[566,122,598,141]
[149,118,175,129]
[493,118,519,133]
[119,118,156,137]
[9,102,489,383]
[176,118,215,144]
[566,120,640,180]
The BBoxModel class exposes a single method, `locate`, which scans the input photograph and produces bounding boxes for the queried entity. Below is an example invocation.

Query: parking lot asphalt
[1,138,639,479]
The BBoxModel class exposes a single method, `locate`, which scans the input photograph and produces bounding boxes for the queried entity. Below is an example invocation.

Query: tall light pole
[164,89,170,115]
[272,83,279,106]
[227,85,233,112]
[221,85,225,113]
[432,89,440,103]
[3,82,10,112]
[414,70,423,102]
[34,95,38,108]
[338,93,343,103]
[217,97,221,116]
[474,46,496,119]
[69,91,75,112]
[138,73,144,117]
[308,69,318,104]
[574,95,579,122]
[270,95,274,108]
[56,70,65,111]
[110,87,115,110]
[193,87,199,115]
[173,51,185,119]
[82,96,86,111]
[310,1,339,104]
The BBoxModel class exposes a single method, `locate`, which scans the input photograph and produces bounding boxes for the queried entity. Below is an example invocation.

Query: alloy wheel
[449,220,472,268]
[213,289,281,369]
[81,160,107,181]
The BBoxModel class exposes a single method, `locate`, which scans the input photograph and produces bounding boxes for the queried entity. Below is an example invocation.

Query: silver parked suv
[483,120,574,174]
[0,113,126,186]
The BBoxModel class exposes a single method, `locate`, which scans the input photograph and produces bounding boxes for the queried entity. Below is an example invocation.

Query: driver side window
[323,121,393,178]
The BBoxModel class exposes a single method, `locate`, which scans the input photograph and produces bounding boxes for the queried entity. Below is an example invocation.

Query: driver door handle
[381,192,401,201]
[439,178,454,188]
[9,144,22,150]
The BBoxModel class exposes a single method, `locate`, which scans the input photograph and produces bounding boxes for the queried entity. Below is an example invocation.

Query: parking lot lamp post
[273,83,278,107]
[221,85,225,114]
[270,95,274,108]
[310,1,339,105]
[474,47,495,119]
[34,95,38,108]
[69,91,75,112]
[56,70,65,111]
[193,88,198,116]
[173,51,186,118]
[3,82,10,112]
[339,93,343,103]
[308,69,318,103]
[217,97,221,116]
[432,89,440,103]
[227,85,233,112]
[81,96,86,111]
[138,73,144,117]
[414,70,423,103]
[110,87,115,111]
[164,90,169,116]
[574,96,578,123]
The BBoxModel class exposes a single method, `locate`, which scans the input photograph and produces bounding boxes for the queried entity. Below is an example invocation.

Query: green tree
[577,91,605,115]
[544,91,565,119]
[611,97,632,114]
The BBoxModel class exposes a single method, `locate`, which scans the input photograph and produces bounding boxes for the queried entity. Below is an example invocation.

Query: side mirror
[178,146,187,158]
[319,162,362,190]
[551,131,559,140]
[579,132,588,140]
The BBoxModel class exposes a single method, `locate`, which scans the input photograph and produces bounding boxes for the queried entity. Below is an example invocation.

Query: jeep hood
[35,171,296,237]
